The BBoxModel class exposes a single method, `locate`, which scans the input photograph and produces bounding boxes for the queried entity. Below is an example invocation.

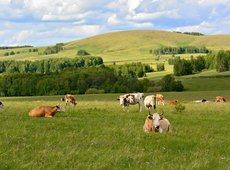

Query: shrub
[174,102,185,112]
[85,88,105,94]
[77,50,90,56]
[159,74,184,92]
[157,63,165,71]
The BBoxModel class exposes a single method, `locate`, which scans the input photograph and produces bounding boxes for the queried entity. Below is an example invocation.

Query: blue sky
[0,0,230,46]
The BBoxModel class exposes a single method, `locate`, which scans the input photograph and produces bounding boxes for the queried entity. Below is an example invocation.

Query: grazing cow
[143,112,171,133]
[117,93,144,112]
[0,101,4,108]
[156,94,165,105]
[144,95,157,111]
[169,100,178,105]
[28,104,65,117]
[61,94,77,106]
[215,96,226,103]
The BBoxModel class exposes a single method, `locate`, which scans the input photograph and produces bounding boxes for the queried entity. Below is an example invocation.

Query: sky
[0,0,230,46]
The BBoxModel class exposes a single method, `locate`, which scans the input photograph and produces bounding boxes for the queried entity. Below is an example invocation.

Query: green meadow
[0,93,229,169]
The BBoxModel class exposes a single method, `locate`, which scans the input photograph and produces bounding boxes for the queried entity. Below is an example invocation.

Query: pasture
[0,92,229,169]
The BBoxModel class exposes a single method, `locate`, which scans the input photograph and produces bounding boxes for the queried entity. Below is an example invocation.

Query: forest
[172,50,230,76]
[151,46,209,55]
[0,56,103,74]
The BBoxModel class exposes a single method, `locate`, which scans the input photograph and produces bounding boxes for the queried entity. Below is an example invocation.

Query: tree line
[0,66,184,96]
[111,62,153,78]
[172,50,230,76]
[173,31,204,36]
[0,45,33,50]
[0,56,103,74]
[43,43,64,55]
[151,46,209,55]
[3,48,38,56]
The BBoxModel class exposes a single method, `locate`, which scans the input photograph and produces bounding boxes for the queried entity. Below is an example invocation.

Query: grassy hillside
[1,30,230,63]
[0,93,229,169]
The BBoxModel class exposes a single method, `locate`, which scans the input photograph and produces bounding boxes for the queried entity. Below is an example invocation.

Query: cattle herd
[0,93,227,133]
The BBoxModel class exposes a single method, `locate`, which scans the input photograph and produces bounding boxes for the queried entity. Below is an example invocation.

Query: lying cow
[29,104,65,117]
[143,112,171,133]
[0,101,4,108]
[144,95,157,111]
[117,93,144,112]
[193,99,209,103]
[61,94,77,106]
[169,100,178,105]
[215,96,226,103]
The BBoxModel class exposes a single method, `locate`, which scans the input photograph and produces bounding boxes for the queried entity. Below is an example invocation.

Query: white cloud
[128,22,154,28]
[174,21,215,34]
[107,14,121,25]
[127,0,143,14]
[126,10,179,20]
[198,0,230,6]
[12,30,34,43]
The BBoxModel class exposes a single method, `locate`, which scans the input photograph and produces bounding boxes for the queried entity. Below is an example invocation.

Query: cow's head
[0,101,4,108]
[118,96,128,106]
[56,104,65,112]
[152,112,161,130]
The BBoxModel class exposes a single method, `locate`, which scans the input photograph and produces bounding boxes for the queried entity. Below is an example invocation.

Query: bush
[85,88,105,94]
[77,50,90,56]
[174,102,185,112]
[157,63,165,71]
[159,74,184,92]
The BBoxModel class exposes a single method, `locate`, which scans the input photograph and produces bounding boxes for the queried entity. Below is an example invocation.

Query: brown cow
[169,100,178,105]
[156,94,165,105]
[215,96,226,103]
[61,94,77,106]
[28,104,65,117]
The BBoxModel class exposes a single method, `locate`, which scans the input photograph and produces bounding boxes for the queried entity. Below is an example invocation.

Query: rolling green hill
[1,30,230,63]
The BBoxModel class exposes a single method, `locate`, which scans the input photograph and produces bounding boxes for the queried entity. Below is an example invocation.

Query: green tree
[159,74,184,91]
[77,49,90,56]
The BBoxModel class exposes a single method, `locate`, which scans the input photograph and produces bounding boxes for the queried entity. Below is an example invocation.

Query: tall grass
[0,93,229,169]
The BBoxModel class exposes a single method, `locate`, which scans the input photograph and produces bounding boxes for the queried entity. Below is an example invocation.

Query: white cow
[144,95,157,112]
[143,112,171,133]
[118,93,144,112]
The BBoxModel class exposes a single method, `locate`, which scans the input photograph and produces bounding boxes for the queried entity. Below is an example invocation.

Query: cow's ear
[117,98,120,101]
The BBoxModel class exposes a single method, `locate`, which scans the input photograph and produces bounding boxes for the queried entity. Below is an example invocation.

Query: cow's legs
[138,102,142,112]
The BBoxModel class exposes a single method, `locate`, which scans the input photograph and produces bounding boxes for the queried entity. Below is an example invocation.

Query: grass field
[0,92,229,169]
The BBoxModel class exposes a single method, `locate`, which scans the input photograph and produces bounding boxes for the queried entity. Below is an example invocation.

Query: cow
[143,112,171,133]
[156,94,165,105]
[117,93,144,112]
[169,100,178,105]
[193,99,209,103]
[215,96,226,103]
[144,95,157,112]
[61,94,77,106]
[28,104,65,117]
[0,101,4,108]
